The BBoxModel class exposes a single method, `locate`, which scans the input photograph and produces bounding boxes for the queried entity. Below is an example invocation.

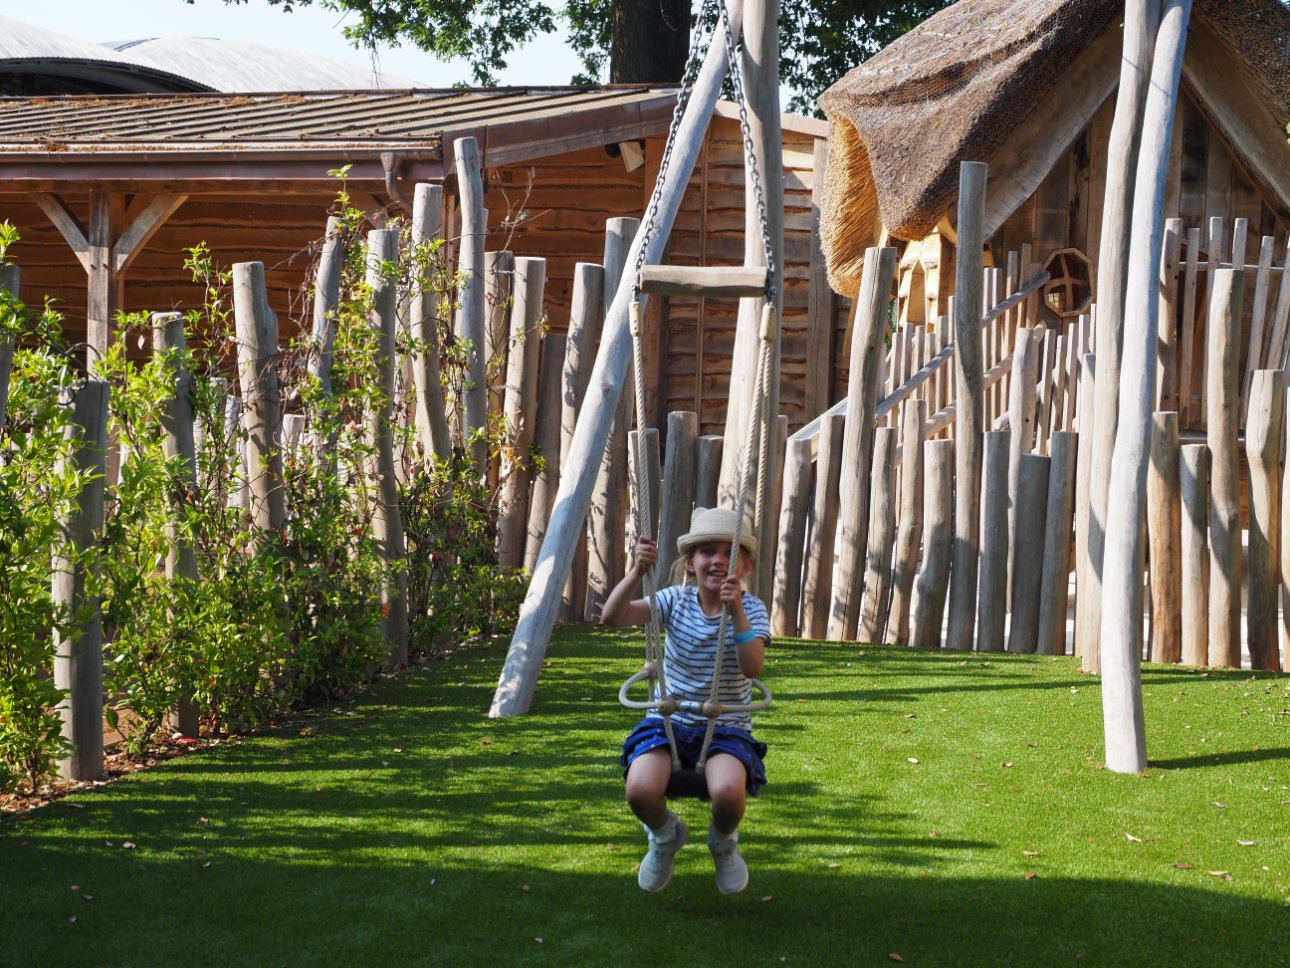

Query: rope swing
[618,0,776,799]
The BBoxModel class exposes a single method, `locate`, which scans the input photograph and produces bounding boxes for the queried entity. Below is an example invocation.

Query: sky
[12,0,589,88]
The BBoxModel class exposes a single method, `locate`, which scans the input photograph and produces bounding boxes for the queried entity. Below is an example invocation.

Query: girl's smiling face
[686,541,744,595]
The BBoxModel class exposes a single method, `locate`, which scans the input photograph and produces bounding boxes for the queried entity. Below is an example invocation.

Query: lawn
[3,629,1288,967]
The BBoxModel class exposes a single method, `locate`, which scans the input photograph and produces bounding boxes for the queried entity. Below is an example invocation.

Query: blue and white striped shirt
[648,585,771,731]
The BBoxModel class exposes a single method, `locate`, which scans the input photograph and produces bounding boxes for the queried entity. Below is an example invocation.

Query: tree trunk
[611,0,691,83]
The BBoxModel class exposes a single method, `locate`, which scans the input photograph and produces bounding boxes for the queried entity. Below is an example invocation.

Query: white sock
[649,811,678,841]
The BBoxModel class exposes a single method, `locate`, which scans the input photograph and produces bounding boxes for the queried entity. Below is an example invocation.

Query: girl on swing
[601,506,771,895]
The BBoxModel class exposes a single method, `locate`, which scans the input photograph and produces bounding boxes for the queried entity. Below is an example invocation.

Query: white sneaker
[638,814,688,892]
[708,826,749,895]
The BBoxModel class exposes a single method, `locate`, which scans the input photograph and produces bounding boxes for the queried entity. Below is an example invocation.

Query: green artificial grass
[3,631,1289,967]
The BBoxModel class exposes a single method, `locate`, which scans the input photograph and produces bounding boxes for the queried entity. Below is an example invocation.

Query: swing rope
[618,0,776,787]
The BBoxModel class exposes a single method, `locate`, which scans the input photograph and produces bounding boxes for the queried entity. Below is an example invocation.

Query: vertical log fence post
[946,161,987,651]
[695,435,724,509]
[233,262,285,536]
[497,257,547,569]
[53,379,110,780]
[153,312,200,738]
[453,137,488,470]
[1147,412,1182,663]
[1037,431,1076,655]
[526,332,567,571]
[977,428,1011,652]
[858,427,898,643]
[772,437,812,637]
[1246,369,1284,669]
[1207,267,1243,668]
[657,411,699,584]
[801,413,845,640]
[1007,453,1050,653]
[830,246,898,641]
[0,264,19,430]
[366,229,409,669]
[1180,443,1210,667]
[585,219,638,621]
[559,263,603,623]
[409,184,453,462]
[910,438,953,649]
[886,400,926,645]
[1073,353,1096,657]
[1007,327,1041,605]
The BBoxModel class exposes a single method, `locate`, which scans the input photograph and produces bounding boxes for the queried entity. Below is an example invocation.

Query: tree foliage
[217,0,953,113]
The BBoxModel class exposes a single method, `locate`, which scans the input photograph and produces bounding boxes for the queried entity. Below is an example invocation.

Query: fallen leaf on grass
[1213,802,1227,809]
[1208,871,1233,881]
[480,739,492,746]
[1237,839,1255,847]
[907,758,919,764]
[534,937,544,945]
[762,895,774,902]
[1125,833,1143,843]
[122,841,136,850]
[1172,862,1193,870]
[888,955,904,963]
[606,843,621,852]
[1003,762,1014,769]
[1023,850,1040,857]
[827,863,841,869]
[520,884,531,892]
[1024,872,1038,880]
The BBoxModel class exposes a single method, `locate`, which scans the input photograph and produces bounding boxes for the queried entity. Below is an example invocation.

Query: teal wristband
[733,629,757,646]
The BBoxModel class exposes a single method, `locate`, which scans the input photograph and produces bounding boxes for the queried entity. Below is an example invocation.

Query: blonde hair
[667,543,757,590]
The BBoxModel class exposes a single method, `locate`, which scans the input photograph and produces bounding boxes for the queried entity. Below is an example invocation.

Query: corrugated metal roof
[109,37,424,92]
[0,86,676,147]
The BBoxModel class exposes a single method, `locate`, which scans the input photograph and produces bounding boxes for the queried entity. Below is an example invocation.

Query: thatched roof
[818,0,1290,297]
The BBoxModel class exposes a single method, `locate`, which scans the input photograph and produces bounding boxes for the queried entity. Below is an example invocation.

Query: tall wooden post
[409,184,453,462]
[1038,431,1076,656]
[0,265,17,431]
[153,312,200,738]
[657,410,699,583]
[1147,412,1182,663]
[947,161,987,651]
[453,137,488,470]
[1208,268,1243,668]
[559,263,604,623]
[367,229,409,669]
[886,400,926,646]
[53,379,109,780]
[526,332,568,571]
[1180,443,1210,667]
[1078,0,1161,669]
[497,257,547,569]
[1008,454,1050,654]
[232,262,285,536]
[492,3,745,716]
[802,413,845,640]
[830,246,897,641]
[307,216,345,401]
[1099,0,1189,775]
[721,0,784,571]
[977,429,1011,652]
[772,437,812,637]
[858,427,898,643]
[910,439,953,649]
[1246,370,1283,670]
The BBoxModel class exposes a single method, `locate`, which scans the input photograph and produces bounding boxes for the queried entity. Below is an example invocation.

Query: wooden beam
[636,264,769,298]
[32,192,90,272]
[112,194,188,274]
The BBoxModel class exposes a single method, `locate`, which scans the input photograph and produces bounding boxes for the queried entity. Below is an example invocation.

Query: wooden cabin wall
[660,116,842,437]
[989,84,1290,325]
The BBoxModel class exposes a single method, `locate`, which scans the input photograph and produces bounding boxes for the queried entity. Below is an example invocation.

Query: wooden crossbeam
[637,264,768,298]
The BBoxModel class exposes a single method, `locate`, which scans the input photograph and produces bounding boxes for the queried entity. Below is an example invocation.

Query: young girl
[601,506,771,895]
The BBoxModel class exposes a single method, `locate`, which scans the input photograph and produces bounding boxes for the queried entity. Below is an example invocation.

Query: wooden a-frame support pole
[33,190,187,370]
[1099,0,1193,775]
[490,0,745,718]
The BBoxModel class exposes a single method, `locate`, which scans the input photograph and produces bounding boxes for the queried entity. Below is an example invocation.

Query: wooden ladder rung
[637,264,769,298]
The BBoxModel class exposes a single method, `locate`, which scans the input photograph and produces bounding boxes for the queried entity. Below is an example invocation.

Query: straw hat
[676,506,758,560]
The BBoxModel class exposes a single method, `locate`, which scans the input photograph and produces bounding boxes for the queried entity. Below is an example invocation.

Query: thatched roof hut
[818,0,1290,301]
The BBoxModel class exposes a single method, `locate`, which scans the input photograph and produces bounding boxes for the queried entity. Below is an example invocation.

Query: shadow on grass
[1150,747,1290,770]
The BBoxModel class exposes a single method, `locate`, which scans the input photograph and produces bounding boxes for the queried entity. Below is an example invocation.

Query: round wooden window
[1041,247,1093,319]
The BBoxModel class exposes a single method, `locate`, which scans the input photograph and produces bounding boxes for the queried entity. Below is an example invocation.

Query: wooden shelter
[0,86,837,432]
[817,0,1290,398]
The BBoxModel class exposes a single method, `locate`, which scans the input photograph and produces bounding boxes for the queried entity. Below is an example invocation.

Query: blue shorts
[619,718,767,796]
